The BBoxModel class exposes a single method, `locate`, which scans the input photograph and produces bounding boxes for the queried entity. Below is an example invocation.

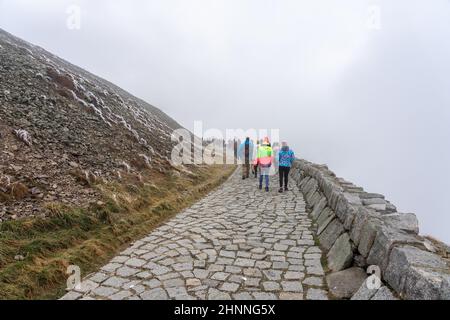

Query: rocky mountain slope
[0,28,186,222]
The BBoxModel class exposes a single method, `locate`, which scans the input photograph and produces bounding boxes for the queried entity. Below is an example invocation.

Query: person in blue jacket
[278,141,295,192]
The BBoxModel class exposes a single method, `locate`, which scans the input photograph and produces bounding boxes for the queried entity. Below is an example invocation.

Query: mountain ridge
[0,27,189,221]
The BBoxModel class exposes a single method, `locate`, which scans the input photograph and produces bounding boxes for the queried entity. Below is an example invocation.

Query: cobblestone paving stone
[62,169,329,300]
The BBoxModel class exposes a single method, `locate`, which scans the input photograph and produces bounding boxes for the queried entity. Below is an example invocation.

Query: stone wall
[291,159,450,300]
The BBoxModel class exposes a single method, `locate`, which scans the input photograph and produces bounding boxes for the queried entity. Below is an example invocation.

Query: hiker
[278,141,295,193]
[256,137,273,192]
[238,137,254,179]
[252,140,260,178]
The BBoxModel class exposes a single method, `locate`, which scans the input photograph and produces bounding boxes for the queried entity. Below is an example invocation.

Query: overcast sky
[1,0,449,243]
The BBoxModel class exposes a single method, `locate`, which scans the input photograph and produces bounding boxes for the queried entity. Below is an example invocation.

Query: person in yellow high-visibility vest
[256,137,273,192]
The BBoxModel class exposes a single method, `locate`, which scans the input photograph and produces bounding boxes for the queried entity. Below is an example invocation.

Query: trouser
[259,166,270,188]
[279,166,290,188]
[252,164,258,178]
[242,163,250,178]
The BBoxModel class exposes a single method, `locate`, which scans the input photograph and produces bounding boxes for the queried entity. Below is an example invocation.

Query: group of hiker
[237,137,295,193]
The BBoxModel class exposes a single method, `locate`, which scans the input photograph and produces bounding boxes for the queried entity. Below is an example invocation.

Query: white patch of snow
[14,129,32,146]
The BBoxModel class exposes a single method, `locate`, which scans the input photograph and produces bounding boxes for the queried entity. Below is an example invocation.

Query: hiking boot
[259,185,262,190]
[265,187,269,192]
[284,187,289,191]
[278,188,283,193]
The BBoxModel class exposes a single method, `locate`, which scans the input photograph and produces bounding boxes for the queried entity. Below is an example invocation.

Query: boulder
[311,197,327,220]
[329,190,342,211]
[370,286,398,300]
[349,207,377,246]
[366,226,424,271]
[358,217,381,258]
[310,191,323,207]
[359,193,385,200]
[326,267,367,299]
[381,213,419,234]
[327,233,354,272]
[351,279,378,300]
[384,245,449,300]
[367,203,387,211]
[298,177,311,190]
[335,192,361,221]
[352,282,398,300]
[302,178,318,195]
[362,198,386,205]
[317,209,335,235]
[318,218,345,251]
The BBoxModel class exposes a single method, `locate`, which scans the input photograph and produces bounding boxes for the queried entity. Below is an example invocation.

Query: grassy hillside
[0,164,235,300]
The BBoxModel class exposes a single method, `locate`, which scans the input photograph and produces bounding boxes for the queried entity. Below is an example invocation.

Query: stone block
[311,197,327,220]
[327,233,354,272]
[318,218,345,251]
[362,198,386,205]
[366,226,424,271]
[384,245,450,300]
[349,207,377,247]
[310,191,323,207]
[381,213,419,234]
[335,192,361,221]
[317,210,335,235]
[303,178,318,195]
[370,286,398,300]
[351,279,378,300]
[358,217,381,258]
[359,193,385,200]
[326,267,367,299]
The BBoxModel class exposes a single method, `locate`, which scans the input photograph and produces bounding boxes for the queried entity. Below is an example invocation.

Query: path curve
[62,169,329,300]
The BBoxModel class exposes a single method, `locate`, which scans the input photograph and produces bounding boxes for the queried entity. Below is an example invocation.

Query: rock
[367,203,386,211]
[305,288,328,300]
[10,164,23,171]
[362,198,386,205]
[351,279,379,300]
[351,281,398,300]
[13,129,32,146]
[381,213,419,234]
[326,267,367,299]
[318,218,345,251]
[357,217,380,258]
[370,286,398,300]
[311,197,327,220]
[14,254,25,261]
[186,278,201,287]
[302,276,324,287]
[384,245,449,300]
[327,233,353,272]
[317,210,335,235]
[359,193,385,200]
[366,226,424,270]
[335,192,361,221]
[302,178,318,195]
[69,161,78,168]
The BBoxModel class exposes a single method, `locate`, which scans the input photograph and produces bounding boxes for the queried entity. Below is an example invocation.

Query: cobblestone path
[62,169,329,300]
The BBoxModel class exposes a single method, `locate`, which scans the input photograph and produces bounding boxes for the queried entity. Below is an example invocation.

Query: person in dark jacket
[278,141,295,192]
[238,137,254,179]
[252,140,260,178]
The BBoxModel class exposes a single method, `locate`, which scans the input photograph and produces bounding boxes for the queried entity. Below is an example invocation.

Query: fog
[1,0,449,243]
